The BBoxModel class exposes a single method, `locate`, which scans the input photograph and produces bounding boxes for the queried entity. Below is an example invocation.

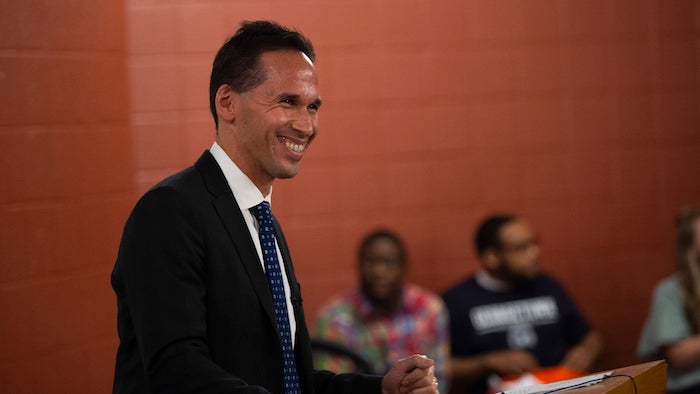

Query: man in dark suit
[111,20,438,394]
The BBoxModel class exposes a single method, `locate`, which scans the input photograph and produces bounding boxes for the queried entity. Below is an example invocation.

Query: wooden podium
[562,360,666,394]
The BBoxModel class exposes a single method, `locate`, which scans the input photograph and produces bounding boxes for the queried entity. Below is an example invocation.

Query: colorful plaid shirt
[313,284,450,389]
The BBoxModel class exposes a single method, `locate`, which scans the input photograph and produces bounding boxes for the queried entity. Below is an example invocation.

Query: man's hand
[481,349,539,376]
[561,331,602,372]
[382,354,439,394]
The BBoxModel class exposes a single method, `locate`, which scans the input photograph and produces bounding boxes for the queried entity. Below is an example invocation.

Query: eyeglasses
[498,237,539,254]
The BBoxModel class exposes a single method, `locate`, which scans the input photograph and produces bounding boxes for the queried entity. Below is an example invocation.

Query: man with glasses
[441,214,602,394]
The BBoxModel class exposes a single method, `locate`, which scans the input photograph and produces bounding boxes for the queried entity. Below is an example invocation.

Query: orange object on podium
[488,365,585,394]
[489,360,666,394]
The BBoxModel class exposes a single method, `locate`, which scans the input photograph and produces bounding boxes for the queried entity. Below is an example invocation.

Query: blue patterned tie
[250,201,301,394]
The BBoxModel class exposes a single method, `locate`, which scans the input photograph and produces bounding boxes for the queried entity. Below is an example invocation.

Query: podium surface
[563,360,666,394]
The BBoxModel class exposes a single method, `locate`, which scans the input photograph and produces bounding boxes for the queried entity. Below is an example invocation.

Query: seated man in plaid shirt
[313,229,450,391]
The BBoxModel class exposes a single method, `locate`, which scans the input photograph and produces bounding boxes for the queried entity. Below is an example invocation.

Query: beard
[496,261,540,284]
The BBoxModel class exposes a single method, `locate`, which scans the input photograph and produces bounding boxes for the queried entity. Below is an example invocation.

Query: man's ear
[481,249,501,271]
[215,84,236,124]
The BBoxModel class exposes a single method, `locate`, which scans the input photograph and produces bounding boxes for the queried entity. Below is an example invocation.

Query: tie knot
[250,201,272,223]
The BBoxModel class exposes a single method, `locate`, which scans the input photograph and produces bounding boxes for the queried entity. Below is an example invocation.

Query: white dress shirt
[210,141,297,345]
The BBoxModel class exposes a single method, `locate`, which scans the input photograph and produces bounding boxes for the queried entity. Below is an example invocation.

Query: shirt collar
[354,287,409,320]
[210,141,271,210]
[475,270,514,292]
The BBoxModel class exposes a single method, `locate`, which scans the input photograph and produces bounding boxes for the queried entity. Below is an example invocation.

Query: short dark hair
[357,229,407,265]
[474,214,517,255]
[209,20,316,128]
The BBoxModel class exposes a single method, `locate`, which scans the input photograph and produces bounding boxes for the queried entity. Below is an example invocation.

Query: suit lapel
[273,219,302,311]
[194,151,277,329]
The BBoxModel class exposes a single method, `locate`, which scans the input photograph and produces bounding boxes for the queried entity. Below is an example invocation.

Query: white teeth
[284,140,304,153]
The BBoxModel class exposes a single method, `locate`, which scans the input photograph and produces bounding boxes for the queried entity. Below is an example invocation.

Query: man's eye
[308,104,319,111]
[281,98,294,105]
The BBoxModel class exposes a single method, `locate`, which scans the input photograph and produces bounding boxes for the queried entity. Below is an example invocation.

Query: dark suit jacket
[111,151,381,393]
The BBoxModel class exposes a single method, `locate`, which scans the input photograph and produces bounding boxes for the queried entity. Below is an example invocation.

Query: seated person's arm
[450,349,540,380]
[662,335,700,370]
[561,331,603,372]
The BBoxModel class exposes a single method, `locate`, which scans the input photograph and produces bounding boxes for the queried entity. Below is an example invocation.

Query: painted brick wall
[2,0,700,392]
[0,1,133,392]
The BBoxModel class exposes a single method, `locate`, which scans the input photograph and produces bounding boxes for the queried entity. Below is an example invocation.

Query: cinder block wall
[2,0,700,392]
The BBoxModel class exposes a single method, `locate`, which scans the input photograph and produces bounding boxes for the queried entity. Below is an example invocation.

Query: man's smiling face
[224,49,321,193]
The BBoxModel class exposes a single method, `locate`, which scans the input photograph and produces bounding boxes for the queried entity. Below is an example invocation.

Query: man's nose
[291,110,315,136]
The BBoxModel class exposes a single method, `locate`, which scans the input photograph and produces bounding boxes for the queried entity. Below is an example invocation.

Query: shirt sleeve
[312,302,357,373]
[543,276,591,346]
[638,277,692,358]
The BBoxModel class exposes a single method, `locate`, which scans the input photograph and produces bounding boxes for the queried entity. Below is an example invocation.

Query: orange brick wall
[2,0,700,392]
[0,1,133,392]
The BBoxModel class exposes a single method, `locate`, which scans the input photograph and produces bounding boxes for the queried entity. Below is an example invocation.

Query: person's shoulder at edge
[122,162,204,220]
[529,272,574,292]
[126,155,216,213]
[653,273,681,295]
[402,283,447,311]
[440,275,480,300]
